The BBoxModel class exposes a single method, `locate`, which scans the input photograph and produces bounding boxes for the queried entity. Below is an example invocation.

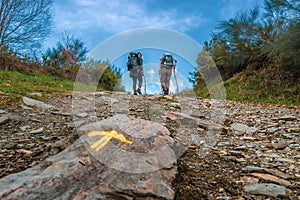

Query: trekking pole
[143,74,147,95]
[173,70,179,93]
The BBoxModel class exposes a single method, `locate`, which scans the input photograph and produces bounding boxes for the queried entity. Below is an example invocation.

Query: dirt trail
[0,92,299,199]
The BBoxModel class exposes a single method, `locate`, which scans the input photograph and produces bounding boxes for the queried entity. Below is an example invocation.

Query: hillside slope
[194,65,300,106]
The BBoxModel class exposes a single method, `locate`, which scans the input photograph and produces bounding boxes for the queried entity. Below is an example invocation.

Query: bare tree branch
[0,0,53,55]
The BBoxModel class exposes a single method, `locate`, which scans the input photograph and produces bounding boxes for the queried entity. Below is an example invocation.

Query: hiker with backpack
[127,52,144,95]
[158,52,177,95]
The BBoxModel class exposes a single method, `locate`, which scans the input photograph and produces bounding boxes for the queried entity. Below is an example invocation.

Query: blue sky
[45,0,261,50]
[46,0,261,94]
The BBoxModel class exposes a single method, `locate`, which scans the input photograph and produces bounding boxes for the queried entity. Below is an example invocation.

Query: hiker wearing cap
[158,53,177,95]
[127,52,144,95]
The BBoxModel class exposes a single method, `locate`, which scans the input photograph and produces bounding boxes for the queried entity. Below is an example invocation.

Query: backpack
[127,52,138,71]
[162,54,174,66]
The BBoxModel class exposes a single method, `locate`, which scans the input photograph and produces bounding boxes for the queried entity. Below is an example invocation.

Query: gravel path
[0,92,299,199]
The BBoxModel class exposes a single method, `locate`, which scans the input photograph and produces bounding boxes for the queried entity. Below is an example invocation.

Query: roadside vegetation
[0,0,123,109]
[0,35,122,108]
[192,0,299,106]
[0,0,298,108]
[0,70,74,107]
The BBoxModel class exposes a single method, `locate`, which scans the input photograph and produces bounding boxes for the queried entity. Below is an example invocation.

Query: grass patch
[0,70,97,108]
[224,67,300,106]
[194,66,300,106]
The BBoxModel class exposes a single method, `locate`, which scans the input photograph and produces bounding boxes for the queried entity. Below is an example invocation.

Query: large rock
[231,122,257,134]
[22,96,54,109]
[0,116,9,125]
[244,183,291,198]
[0,115,177,200]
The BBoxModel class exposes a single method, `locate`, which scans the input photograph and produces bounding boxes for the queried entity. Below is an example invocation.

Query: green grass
[224,69,300,106]
[0,70,97,108]
[194,66,300,107]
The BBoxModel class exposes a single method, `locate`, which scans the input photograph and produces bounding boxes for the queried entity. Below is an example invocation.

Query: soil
[0,92,299,199]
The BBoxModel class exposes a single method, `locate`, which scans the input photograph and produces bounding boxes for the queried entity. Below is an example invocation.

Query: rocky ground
[0,91,299,199]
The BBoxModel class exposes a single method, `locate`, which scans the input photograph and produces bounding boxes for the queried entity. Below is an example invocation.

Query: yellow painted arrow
[87,130,133,151]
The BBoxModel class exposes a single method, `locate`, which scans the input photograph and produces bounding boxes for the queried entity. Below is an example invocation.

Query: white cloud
[147,68,155,75]
[74,0,98,6]
[54,0,206,34]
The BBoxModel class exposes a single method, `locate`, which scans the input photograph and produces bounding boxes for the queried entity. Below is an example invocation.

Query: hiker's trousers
[160,66,172,93]
[130,65,143,91]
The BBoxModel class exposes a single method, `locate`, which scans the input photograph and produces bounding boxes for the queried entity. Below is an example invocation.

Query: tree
[96,63,122,91]
[263,0,300,24]
[267,22,300,77]
[213,6,264,73]
[262,0,300,77]
[77,59,123,91]
[0,0,53,54]
[204,0,300,79]
[192,0,300,101]
[42,32,88,79]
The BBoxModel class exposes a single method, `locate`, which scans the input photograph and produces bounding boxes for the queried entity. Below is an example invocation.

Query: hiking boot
[134,90,138,95]
[164,88,169,95]
[137,88,142,95]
